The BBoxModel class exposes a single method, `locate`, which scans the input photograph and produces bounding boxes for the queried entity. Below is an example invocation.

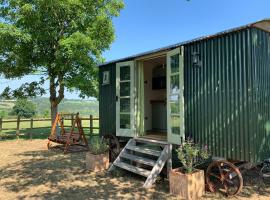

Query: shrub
[177,139,209,174]
[11,99,36,118]
[89,137,109,155]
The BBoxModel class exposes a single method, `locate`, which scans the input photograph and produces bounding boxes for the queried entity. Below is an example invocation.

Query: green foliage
[42,110,50,118]
[0,0,124,102]
[11,99,36,118]
[89,137,109,155]
[0,98,99,118]
[0,110,7,118]
[177,139,209,174]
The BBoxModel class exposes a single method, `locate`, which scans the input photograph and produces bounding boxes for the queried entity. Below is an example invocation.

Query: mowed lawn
[0,140,270,200]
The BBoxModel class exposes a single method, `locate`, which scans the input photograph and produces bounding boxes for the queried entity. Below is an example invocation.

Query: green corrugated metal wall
[99,27,270,163]
[250,28,270,162]
[99,63,116,136]
[184,28,270,162]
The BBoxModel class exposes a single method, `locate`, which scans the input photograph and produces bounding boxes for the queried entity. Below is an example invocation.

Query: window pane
[120,114,130,129]
[120,98,130,112]
[171,54,179,74]
[120,66,130,81]
[120,82,130,96]
[171,116,180,135]
[170,74,179,94]
[170,93,180,114]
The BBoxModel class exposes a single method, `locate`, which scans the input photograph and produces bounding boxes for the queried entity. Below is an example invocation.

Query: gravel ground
[0,139,269,200]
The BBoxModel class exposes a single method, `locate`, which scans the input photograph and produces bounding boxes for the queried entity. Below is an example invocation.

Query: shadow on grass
[0,149,171,200]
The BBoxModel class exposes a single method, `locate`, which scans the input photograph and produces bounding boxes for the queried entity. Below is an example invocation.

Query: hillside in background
[0,98,99,118]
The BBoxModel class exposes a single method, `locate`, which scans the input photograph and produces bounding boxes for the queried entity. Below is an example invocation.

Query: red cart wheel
[206,160,243,196]
[102,134,120,162]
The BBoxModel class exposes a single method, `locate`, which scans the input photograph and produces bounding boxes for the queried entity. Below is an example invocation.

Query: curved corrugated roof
[99,19,270,67]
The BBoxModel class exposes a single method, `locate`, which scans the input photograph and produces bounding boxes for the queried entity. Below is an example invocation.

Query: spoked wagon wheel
[206,160,243,196]
[102,134,120,162]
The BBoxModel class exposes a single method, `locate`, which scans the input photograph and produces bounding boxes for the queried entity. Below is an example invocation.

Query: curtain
[136,61,145,136]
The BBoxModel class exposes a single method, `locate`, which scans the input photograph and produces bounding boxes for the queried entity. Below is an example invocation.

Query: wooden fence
[0,115,99,139]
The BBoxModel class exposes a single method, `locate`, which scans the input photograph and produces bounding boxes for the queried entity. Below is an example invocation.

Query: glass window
[170,101,180,114]
[120,66,130,81]
[120,82,130,96]
[171,116,180,135]
[120,114,130,129]
[171,54,179,74]
[120,98,130,113]
[170,74,179,94]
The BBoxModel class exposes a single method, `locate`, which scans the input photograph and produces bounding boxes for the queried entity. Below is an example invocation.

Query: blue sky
[1,0,270,99]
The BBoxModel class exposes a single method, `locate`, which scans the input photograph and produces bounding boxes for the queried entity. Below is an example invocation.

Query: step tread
[126,145,162,157]
[135,137,169,145]
[114,161,151,177]
[120,152,156,166]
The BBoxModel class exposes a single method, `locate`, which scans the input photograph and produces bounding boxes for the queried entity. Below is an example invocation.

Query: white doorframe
[116,61,135,137]
[166,47,185,144]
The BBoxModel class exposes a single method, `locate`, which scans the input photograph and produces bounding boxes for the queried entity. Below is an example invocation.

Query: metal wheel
[102,134,120,162]
[206,160,243,196]
[260,163,270,178]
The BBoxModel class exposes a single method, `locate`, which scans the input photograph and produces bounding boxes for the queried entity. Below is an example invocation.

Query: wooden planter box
[169,168,205,200]
[85,152,109,172]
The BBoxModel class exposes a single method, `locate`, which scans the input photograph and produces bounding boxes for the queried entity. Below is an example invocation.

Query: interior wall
[143,57,166,132]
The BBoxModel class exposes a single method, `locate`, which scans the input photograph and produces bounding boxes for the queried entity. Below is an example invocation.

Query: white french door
[166,47,185,144]
[116,61,135,137]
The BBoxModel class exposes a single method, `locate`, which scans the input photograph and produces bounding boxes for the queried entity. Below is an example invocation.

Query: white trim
[166,47,185,145]
[116,61,135,137]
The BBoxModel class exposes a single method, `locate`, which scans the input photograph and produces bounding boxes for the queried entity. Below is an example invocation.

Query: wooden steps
[121,152,156,166]
[126,145,161,157]
[109,138,172,188]
[114,161,151,177]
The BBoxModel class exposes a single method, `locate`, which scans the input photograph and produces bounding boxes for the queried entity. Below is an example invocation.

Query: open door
[166,47,185,145]
[116,61,135,137]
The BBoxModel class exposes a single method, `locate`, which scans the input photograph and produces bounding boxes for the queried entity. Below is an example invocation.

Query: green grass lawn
[0,118,99,140]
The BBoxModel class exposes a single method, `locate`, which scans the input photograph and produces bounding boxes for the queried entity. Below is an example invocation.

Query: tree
[0,0,124,122]
[11,99,36,118]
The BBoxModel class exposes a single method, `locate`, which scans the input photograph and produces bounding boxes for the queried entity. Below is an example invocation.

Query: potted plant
[86,137,109,172]
[169,139,209,200]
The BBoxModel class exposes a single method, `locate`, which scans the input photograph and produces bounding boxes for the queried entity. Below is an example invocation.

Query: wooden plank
[143,145,170,188]
[108,139,135,172]
[2,120,19,123]
[90,115,93,135]
[0,118,2,132]
[126,145,161,157]
[114,161,151,177]
[16,116,20,138]
[135,137,169,146]
[120,152,156,166]
[30,118,33,140]
[167,144,172,179]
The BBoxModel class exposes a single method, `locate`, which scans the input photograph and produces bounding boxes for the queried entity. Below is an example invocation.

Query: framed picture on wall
[102,71,110,85]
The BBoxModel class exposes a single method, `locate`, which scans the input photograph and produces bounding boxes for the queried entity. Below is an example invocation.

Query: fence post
[30,118,33,140]
[16,116,20,138]
[90,115,93,135]
[0,117,2,133]
[71,114,74,127]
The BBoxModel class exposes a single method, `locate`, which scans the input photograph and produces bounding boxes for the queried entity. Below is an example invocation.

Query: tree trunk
[50,100,58,125]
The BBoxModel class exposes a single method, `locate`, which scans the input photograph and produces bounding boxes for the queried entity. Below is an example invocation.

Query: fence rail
[0,115,99,139]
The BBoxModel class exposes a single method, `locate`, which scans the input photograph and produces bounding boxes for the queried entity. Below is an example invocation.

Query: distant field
[0,117,99,140]
[0,98,99,118]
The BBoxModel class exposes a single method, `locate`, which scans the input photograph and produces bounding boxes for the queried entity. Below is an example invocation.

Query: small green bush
[177,139,209,174]
[89,137,109,155]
